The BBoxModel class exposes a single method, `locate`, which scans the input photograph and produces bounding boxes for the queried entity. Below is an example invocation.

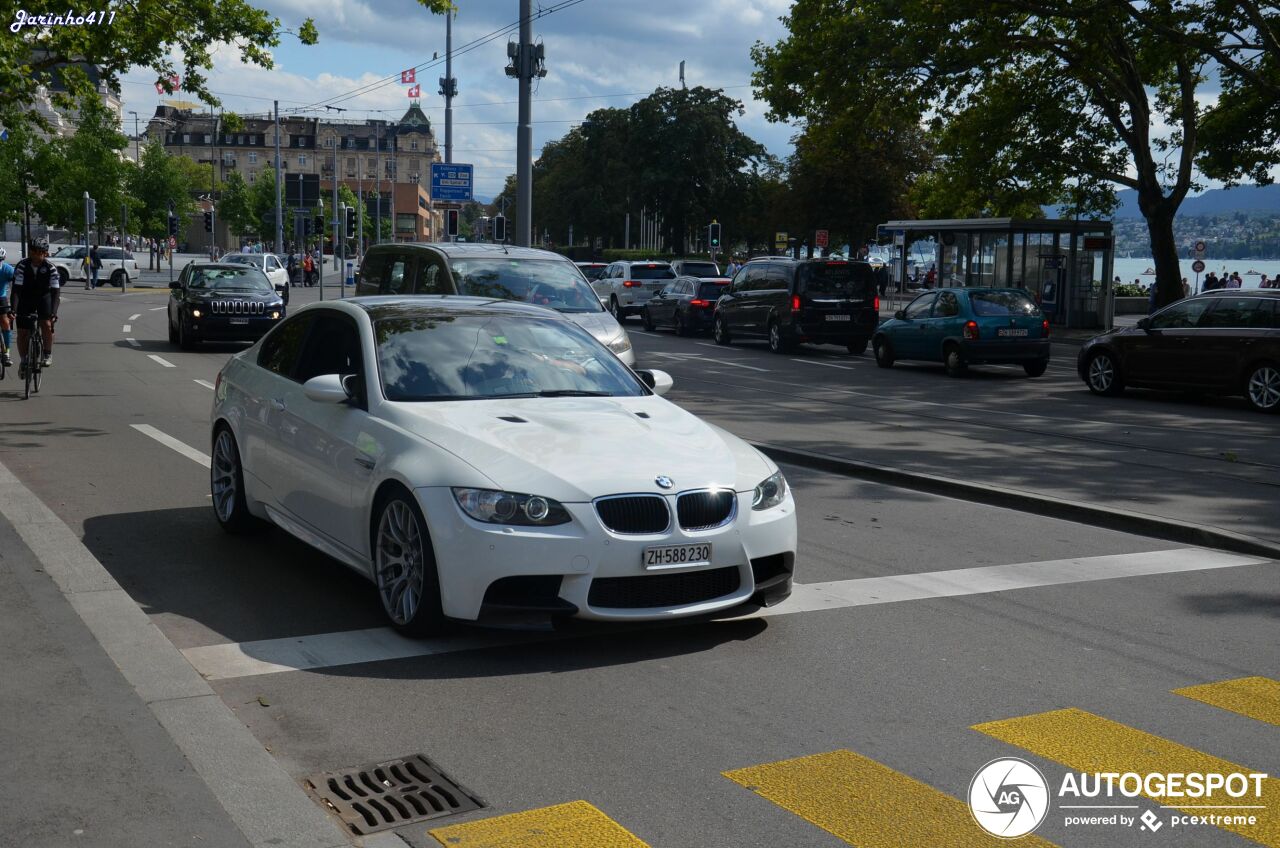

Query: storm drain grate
[303,754,484,835]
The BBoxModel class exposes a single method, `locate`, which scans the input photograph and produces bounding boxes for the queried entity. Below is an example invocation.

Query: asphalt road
[1,287,1276,848]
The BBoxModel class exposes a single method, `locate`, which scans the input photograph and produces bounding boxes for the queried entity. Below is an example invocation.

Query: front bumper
[416,487,798,622]
[188,315,282,340]
[960,338,1050,363]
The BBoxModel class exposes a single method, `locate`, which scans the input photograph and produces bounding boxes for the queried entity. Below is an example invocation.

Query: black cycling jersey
[13,257,60,300]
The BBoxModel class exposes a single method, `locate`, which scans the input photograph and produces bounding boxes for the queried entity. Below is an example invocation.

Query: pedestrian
[1261,274,1275,289]
[1181,277,1189,299]
[1148,281,1159,314]
[1203,272,1218,291]
[86,244,102,290]
[286,251,297,286]
[1227,271,1242,289]
[302,252,314,287]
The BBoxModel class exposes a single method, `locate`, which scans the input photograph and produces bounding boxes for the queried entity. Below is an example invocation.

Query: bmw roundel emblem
[655,476,674,489]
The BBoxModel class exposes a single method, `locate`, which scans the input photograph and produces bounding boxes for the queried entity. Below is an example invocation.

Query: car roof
[346,295,573,322]
[373,242,567,262]
[189,263,267,272]
[1191,289,1280,298]
[575,261,606,266]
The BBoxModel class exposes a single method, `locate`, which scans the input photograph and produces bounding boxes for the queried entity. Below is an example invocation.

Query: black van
[712,258,879,354]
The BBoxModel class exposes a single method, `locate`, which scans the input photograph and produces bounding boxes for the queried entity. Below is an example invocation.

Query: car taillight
[964,320,979,340]
[623,280,639,288]
[690,299,710,307]
[791,294,801,311]
[1042,319,1050,338]
[873,296,880,313]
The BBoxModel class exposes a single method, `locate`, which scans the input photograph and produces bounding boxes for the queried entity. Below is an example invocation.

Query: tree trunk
[1139,195,1183,309]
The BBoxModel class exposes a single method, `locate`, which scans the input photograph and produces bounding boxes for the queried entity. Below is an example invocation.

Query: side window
[904,293,938,319]
[415,256,449,295]
[295,313,363,384]
[935,292,960,317]
[1255,299,1280,329]
[384,255,410,295]
[267,257,281,272]
[359,252,387,293]
[731,267,750,292]
[1200,298,1260,328]
[257,313,315,380]
[1150,298,1213,329]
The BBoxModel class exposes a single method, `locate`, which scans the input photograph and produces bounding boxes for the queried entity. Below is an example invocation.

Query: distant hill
[1047,184,1280,218]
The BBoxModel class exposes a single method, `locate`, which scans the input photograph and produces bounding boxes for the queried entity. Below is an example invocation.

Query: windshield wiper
[533,389,611,397]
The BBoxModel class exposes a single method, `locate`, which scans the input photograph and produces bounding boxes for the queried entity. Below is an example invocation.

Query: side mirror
[636,368,674,396]
[303,374,352,404]
[1136,317,1152,331]
[169,282,182,290]
[894,310,906,320]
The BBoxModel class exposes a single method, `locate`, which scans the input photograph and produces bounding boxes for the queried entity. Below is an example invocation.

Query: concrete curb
[0,459,353,848]
[756,443,1280,561]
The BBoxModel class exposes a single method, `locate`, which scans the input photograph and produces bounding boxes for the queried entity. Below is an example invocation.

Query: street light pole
[128,110,139,163]
[508,0,544,248]
[273,101,283,256]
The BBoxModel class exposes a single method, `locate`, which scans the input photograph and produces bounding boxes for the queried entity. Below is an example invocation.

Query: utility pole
[210,108,218,257]
[128,111,140,163]
[332,144,340,270]
[442,8,456,165]
[374,122,381,246]
[273,101,283,256]
[507,0,546,247]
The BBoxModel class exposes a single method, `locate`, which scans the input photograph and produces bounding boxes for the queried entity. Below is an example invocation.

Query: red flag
[155,81,165,94]
[407,84,420,98]
[401,68,416,84]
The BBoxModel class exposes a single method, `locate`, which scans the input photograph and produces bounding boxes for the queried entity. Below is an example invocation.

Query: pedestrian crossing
[425,675,1279,847]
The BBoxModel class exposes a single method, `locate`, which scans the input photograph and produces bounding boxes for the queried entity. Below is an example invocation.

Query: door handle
[353,455,376,470]
[271,398,286,411]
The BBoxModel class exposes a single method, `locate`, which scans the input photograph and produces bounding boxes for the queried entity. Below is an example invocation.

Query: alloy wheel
[211,430,239,523]
[1088,354,1114,392]
[1247,364,1280,411]
[376,500,426,626]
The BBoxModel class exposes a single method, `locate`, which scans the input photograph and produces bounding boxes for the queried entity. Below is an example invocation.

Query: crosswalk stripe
[428,800,649,847]
[723,749,1058,847]
[973,708,1279,846]
[1174,677,1280,727]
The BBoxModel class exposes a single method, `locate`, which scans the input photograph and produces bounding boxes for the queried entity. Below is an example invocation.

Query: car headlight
[607,334,632,355]
[452,488,572,526]
[752,470,787,511]
[191,307,202,318]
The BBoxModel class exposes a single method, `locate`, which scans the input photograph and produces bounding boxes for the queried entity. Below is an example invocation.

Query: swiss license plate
[643,543,712,569]
[825,314,852,321]
[229,318,249,325]
[998,328,1028,337]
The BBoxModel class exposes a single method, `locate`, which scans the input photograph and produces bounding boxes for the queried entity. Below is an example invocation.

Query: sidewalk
[0,510,253,848]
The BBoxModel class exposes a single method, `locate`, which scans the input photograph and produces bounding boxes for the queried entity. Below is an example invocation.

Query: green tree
[248,168,279,243]
[128,139,196,240]
[752,0,1259,308]
[217,171,255,241]
[34,94,132,235]
[0,118,50,244]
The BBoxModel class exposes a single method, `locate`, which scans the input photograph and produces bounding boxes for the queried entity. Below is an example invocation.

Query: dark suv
[713,258,879,354]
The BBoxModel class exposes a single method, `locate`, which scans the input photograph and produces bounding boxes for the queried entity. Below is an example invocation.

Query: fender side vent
[303,754,483,835]
[634,411,651,418]
[497,415,528,423]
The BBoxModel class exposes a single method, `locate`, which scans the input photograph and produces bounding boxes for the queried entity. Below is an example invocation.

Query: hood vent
[634,411,651,419]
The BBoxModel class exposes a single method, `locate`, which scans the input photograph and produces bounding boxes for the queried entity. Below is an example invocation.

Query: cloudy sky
[118,0,794,198]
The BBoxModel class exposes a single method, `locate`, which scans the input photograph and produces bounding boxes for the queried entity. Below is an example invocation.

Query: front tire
[944,343,967,377]
[847,338,868,356]
[609,296,621,320]
[373,492,449,637]
[178,319,197,351]
[641,306,655,331]
[675,313,689,337]
[1024,359,1049,378]
[168,316,178,344]
[1085,350,1125,396]
[1244,361,1280,413]
[874,337,894,368]
[713,314,732,346]
[210,427,264,534]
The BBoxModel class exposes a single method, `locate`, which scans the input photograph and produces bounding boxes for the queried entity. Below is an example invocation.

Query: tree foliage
[34,94,133,233]
[217,171,255,239]
[128,139,197,240]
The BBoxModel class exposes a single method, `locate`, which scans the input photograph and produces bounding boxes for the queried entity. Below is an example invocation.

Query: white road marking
[129,313,141,321]
[699,357,769,372]
[131,424,210,468]
[629,330,662,337]
[791,358,855,371]
[149,307,166,312]
[125,338,141,348]
[122,324,131,333]
[178,547,1266,680]
[148,354,177,368]
[194,379,216,390]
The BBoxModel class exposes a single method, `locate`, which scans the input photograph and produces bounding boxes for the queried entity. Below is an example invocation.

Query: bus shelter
[877,218,1115,330]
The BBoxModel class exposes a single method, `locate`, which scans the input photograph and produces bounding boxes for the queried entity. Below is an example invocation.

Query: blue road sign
[430,163,473,202]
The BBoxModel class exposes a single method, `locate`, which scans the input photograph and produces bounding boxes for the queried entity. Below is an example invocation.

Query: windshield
[971,290,1041,316]
[681,262,720,277]
[375,311,646,401]
[449,258,604,313]
[189,267,274,292]
[697,281,730,299]
[577,264,608,280]
[799,263,874,298]
[629,264,676,280]
[53,246,80,258]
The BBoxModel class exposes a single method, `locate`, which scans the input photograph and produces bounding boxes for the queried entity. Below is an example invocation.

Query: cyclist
[0,247,14,367]
[13,237,59,374]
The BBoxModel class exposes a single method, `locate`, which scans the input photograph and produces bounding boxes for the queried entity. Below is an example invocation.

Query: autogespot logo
[969,758,1051,838]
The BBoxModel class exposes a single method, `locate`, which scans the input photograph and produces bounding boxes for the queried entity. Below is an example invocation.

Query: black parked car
[1078,290,1280,413]
[167,263,286,349]
[642,276,731,335]
[713,258,879,354]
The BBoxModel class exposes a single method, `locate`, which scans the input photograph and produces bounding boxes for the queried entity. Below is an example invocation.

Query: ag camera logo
[969,758,1051,838]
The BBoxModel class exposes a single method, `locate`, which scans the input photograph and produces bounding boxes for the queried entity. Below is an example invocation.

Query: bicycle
[21,312,43,399]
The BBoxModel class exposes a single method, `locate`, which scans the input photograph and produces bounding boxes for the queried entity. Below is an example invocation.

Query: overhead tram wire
[286,0,589,116]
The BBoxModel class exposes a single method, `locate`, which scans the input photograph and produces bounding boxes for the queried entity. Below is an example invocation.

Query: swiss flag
[401,69,416,84]
[407,84,420,98]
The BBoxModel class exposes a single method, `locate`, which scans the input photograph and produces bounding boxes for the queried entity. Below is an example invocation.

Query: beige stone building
[145,102,444,243]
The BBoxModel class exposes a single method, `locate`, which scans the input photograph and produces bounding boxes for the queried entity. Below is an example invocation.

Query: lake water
[1114,257,1280,289]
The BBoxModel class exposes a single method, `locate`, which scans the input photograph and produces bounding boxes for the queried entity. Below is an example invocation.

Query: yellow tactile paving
[974,708,1279,846]
[723,749,1059,847]
[428,800,649,847]
[1175,677,1280,727]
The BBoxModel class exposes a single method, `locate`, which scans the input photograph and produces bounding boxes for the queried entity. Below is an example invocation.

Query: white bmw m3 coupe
[209,296,797,635]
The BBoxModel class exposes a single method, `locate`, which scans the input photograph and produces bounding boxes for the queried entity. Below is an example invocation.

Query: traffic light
[446,209,460,238]
[708,221,721,249]
[168,211,179,237]
[303,216,314,237]
[203,211,213,233]
[491,214,506,243]
[343,205,355,239]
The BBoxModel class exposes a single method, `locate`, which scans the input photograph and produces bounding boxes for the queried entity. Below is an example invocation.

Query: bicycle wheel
[27,337,40,396]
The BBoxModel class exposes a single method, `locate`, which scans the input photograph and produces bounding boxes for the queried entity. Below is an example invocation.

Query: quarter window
[1200,298,1262,328]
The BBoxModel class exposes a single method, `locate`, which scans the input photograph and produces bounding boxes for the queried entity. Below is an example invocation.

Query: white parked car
[49,245,140,288]
[209,296,797,635]
[219,253,290,289]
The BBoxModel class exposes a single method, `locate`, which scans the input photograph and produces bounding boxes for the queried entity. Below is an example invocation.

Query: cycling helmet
[0,248,6,259]
[30,237,48,252]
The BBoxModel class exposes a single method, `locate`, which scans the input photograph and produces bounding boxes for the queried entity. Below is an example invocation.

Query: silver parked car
[591,260,677,320]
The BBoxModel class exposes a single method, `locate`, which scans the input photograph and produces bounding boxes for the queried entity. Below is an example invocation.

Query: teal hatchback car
[872,288,1051,377]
